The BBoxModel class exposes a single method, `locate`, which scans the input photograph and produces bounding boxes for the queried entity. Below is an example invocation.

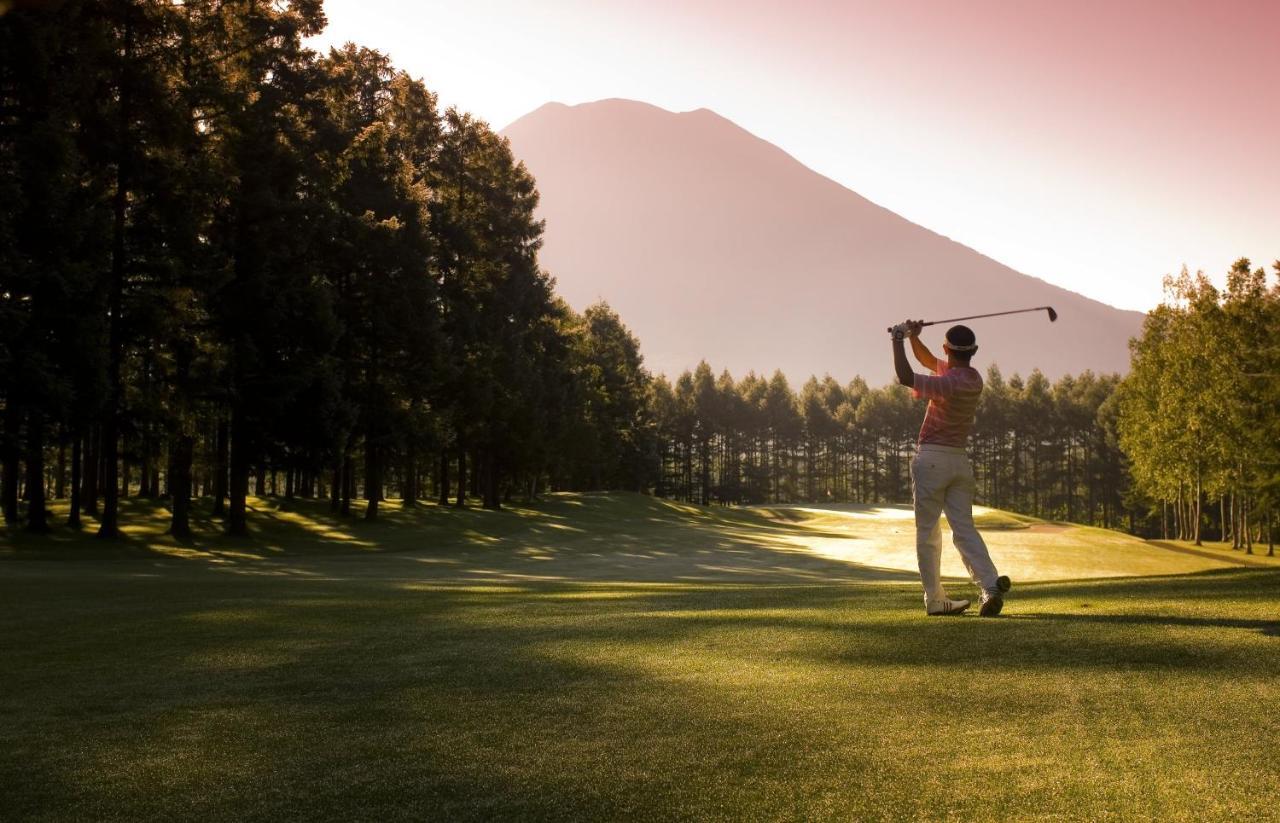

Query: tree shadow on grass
[987,568,1280,639]
[3,493,850,551]
[1007,566,1280,600]
[0,578,916,820]
[2,493,939,586]
[6,566,1280,821]
[1145,539,1277,567]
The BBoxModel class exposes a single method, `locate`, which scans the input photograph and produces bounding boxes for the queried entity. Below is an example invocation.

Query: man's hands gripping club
[889,318,925,388]
[889,319,924,341]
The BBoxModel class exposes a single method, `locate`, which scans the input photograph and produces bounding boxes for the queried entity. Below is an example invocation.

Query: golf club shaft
[921,306,1054,327]
[886,306,1056,334]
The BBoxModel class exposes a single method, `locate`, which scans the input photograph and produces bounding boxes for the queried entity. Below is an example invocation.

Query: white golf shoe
[925,597,970,616]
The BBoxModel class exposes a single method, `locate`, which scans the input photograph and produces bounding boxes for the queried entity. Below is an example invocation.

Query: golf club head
[1046,307,1058,322]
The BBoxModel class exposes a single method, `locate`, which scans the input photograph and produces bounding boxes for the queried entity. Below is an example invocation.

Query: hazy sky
[311,0,1278,311]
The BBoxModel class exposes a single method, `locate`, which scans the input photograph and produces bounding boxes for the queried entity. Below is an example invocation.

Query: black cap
[945,325,977,352]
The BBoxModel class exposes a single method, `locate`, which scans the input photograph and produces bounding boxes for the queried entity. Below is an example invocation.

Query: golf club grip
[885,321,934,333]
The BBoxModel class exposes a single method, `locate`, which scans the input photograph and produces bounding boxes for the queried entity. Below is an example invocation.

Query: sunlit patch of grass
[3,495,1278,819]
[4,494,1262,590]
[2,565,1276,820]
[971,506,1043,529]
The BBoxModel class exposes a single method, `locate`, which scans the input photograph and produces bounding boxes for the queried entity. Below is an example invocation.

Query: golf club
[887,306,1057,333]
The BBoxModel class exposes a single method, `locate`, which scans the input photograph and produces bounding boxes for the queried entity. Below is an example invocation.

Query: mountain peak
[502,101,1141,382]
[505,99,750,135]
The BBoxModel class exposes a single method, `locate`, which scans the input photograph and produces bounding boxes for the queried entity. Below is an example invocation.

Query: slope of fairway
[4,494,1270,586]
[767,503,1275,582]
[3,493,1279,821]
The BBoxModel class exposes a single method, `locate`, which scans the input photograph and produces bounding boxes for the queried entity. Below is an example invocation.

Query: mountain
[501,99,1143,384]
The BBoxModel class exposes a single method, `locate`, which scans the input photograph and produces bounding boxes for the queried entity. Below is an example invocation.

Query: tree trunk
[340,454,353,516]
[68,431,82,529]
[25,411,48,532]
[168,432,193,539]
[55,432,67,499]
[403,440,417,508]
[438,449,450,506]
[454,440,466,508]
[1231,492,1241,550]
[81,424,99,516]
[227,408,250,536]
[700,439,710,506]
[98,14,133,539]
[97,422,121,537]
[1192,471,1202,545]
[212,417,228,516]
[1176,485,1184,541]
[330,460,342,513]
[364,438,380,521]
[138,432,151,499]
[254,464,265,497]
[1,399,18,525]
[1243,494,1253,555]
[122,455,132,500]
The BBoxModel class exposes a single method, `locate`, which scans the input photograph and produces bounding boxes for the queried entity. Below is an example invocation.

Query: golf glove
[889,320,921,341]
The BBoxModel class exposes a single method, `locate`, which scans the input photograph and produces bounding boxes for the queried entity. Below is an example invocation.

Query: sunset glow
[312,0,1279,311]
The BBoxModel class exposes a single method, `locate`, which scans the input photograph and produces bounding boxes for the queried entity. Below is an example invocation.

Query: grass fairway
[3,494,1278,821]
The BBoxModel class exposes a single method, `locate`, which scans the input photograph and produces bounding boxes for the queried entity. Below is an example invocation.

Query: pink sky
[312,0,1279,311]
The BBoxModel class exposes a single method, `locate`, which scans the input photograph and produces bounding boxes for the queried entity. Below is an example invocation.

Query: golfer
[890,320,1010,616]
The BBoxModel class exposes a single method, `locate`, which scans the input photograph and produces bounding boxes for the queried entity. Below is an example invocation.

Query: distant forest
[648,364,1129,526]
[1,2,1276,549]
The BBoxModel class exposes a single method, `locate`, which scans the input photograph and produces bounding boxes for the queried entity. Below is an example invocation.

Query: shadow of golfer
[1014,611,1280,638]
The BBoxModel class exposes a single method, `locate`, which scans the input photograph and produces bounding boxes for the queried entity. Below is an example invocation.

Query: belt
[917,443,966,455]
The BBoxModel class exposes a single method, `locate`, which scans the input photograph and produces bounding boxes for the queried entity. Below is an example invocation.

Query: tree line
[647,363,1133,530]
[1117,260,1279,554]
[0,0,651,536]
[3,4,1276,552]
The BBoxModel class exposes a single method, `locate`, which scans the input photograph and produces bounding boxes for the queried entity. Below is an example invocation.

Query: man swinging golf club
[890,319,1012,616]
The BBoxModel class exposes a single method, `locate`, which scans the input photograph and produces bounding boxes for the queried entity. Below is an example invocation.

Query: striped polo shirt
[913,361,983,448]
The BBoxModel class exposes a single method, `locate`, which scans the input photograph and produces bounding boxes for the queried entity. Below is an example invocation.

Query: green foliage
[1118,262,1280,546]
[0,2,619,530]
[3,5,1272,549]
[652,357,1131,528]
[558,302,653,491]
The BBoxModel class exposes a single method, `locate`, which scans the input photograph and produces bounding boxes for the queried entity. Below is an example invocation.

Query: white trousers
[910,444,999,604]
